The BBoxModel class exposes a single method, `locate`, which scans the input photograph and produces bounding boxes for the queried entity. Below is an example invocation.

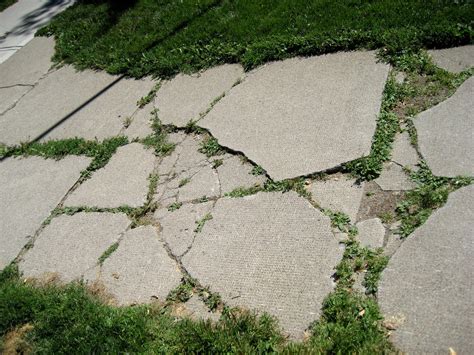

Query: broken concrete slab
[182,192,342,338]
[390,132,418,169]
[356,218,385,249]
[310,176,365,222]
[414,77,474,177]
[155,64,244,126]
[375,162,416,191]
[200,51,389,180]
[0,85,30,114]
[0,156,91,269]
[378,185,474,353]
[176,166,220,202]
[0,66,155,145]
[154,202,213,257]
[217,156,266,193]
[65,143,155,208]
[184,295,221,322]
[428,45,474,73]
[88,226,182,304]
[0,37,54,87]
[123,103,153,139]
[20,212,129,281]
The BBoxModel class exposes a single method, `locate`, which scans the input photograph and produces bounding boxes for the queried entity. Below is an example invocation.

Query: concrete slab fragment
[65,143,155,208]
[123,102,153,139]
[155,202,213,256]
[391,132,418,169]
[0,37,54,87]
[217,156,266,193]
[0,85,30,114]
[375,162,416,191]
[379,185,474,353]
[158,135,207,177]
[414,77,474,177]
[428,45,474,73]
[155,64,244,126]
[310,176,365,222]
[200,51,389,180]
[20,212,129,281]
[182,192,342,338]
[0,66,155,144]
[356,218,385,249]
[0,156,90,269]
[177,165,220,202]
[89,226,182,304]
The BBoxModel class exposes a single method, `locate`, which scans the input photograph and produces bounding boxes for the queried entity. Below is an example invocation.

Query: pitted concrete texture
[356,218,385,249]
[428,45,474,73]
[155,64,244,126]
[154,202,213,256]
[310,176,365,222]
[200,51,389,180]
[65,143,155,208]
[0,66,155,144]
[375,163,416,191]
[217,156,266,193]
[184,295,221,322]
[20,213,129,281]
[379,185,474,353]
[182,192,342,338]
[414,77,474,177]
[89,226,182,304]
[0,156,91,269]
[0,37,54,87]
[390,132,418,169]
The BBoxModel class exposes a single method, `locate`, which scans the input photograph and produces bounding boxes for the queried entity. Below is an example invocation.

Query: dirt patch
[357,182,404,223]
[2,324,33,355]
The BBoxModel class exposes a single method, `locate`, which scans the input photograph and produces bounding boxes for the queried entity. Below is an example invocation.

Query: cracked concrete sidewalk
[0,33,473,349]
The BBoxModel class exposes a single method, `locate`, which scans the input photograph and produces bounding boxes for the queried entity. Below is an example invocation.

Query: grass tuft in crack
[0,137,128,179]
[98,243,119,265]
[396,161,472,238]
[141,111,175,156]
[194,213,213,233]
[198,136,224,157]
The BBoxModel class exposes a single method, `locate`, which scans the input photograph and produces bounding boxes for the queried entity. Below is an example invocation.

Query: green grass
[38,0,473,78]
[0,0,16,12]
[0,137,128,179]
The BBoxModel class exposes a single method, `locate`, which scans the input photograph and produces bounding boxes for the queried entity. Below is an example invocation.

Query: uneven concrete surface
[375,162,416,191]
[200,51,389,180]
[155,64,244,126]
[20,213,130,281]
[66,143,155,208]
[356,218,385,249]
[0,156,91,269]
[0,66,155,144]
[428,45,474,73]
[390,132,419,169]
[86,226,182,304]
[310,176,365,222]
[155,202,213,257]
[182,192,342,338]
[414,77,474,177]
[379,185,474,353]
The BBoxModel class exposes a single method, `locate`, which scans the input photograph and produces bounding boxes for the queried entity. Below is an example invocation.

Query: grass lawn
[39,0,473,78]
[0,0,17,12]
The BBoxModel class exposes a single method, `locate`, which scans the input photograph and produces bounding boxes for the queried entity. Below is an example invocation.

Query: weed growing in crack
[184,120,205,134]
[166,278,196,303]
[137,82,161,108]
[198,137,224,157]
[396,161,472,238]
[141,112,175,156]
[98,242,119,265]
[323,210,357,236]
[225,186,262,198]
[199,287,222,312]
[211,159,223,169]
[122,116,132,128]
[250,165,265,176]
[194,213,213,233]
[167,202,182,212]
